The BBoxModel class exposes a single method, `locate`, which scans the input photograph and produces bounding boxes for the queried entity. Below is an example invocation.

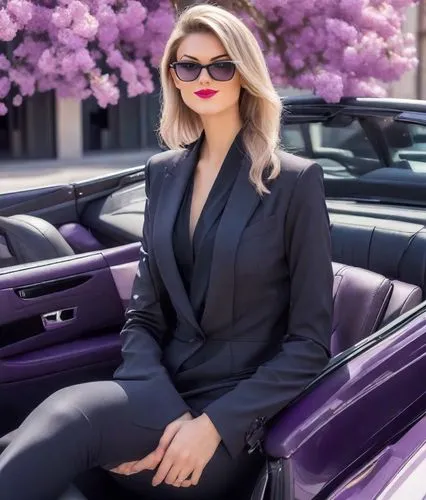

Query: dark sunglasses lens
[209,62,235,81]
[174,63,200,81]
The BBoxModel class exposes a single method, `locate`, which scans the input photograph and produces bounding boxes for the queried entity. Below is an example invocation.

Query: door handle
[41,307,77,329]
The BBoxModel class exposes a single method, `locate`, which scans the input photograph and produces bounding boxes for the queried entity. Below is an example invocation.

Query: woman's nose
[198,67,211,84]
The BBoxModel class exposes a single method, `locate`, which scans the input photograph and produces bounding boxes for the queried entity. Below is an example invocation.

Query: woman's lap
[0,380,263,500]
[107,441,263,500]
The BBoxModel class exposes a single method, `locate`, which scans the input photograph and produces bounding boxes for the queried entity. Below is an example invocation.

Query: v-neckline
[188,128,245,249]
[188,165,221,248]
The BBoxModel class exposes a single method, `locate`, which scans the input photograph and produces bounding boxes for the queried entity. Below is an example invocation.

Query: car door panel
[0,269,123,361]
[102,242,140,308]
[0,247,139,434]
[0,253,125,376]
[0,185,77,224]
[0,333,121,383]
[263,311,426,499]
[0,253,105,288]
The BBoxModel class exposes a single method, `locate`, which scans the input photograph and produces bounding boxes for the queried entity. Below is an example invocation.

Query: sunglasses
[169,61,238,82]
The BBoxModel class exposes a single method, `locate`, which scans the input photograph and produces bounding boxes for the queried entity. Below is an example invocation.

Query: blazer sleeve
[113,158,191,422]
[203,163,334,458]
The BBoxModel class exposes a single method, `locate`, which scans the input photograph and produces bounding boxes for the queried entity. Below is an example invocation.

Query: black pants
[0,381,263,500]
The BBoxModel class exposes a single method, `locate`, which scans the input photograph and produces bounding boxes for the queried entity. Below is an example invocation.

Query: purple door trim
[329,416,426,499]
[264,312,426,498]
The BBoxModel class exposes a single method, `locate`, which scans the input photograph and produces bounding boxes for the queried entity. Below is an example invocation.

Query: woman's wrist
[199,413,222,442]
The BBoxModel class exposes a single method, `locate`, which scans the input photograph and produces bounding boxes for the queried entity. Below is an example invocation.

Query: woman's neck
[199,113,243,168]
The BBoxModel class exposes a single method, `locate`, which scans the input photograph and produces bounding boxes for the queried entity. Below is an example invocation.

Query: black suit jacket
[113,132,333,459]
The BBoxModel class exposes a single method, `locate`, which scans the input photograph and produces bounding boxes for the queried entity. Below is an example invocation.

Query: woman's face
[170,32,243,118]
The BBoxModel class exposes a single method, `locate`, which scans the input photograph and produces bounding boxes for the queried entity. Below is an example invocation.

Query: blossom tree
[0,0,419,115]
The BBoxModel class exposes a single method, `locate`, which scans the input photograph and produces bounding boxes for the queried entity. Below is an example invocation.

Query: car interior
[0,192,425,499]
[1,106,426,498]
[1,179,425,404]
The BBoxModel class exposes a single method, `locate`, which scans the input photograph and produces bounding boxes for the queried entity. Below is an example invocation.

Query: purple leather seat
[331,262,422,355]
[58,223,103,253]
[0,216,104,268]
[379,279,423,327]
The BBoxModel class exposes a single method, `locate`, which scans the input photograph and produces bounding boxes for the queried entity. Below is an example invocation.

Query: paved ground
[0,148,161,193]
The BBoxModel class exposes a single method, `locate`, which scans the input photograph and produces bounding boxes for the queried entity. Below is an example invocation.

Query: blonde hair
[158,3,282,194]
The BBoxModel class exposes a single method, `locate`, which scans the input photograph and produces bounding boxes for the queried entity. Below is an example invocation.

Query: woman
[0,4,333,500]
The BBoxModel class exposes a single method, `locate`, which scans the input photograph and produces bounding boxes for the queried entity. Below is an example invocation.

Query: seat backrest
[331,262,422,355]
[379,279,423,327]
[0,234,17,268]
[332,263,392,355]
[330,213,426,298]
[0,214,74,267]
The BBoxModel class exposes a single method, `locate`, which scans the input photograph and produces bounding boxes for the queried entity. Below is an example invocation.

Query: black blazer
[113,133,333,459]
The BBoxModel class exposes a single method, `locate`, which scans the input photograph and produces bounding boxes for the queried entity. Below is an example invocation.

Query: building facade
[0,73,163,161]
[0,3,423,162]
[418,1,426,99]
[387,3,423,99]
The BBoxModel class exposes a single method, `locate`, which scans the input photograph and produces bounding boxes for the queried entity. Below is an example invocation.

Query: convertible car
[0,96,426,499]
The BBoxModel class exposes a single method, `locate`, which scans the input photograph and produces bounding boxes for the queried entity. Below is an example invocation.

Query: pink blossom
[315,71,345,103]
[90,72,119,107]
[51,7,73,29]
[255,0,418,100]
[0,9,18,41]
[0,78,11,99]
[0,0,419,114]
[75,49,95,72]
[68,1,88,21]
[73,12,99,39]
[57,28,86,50]
[13,94,23,106]
[0,54,11,71]
[0,102,7,116]
[7,0,33,26]
[38,49,57,74]
[9,67,36,95]
[106,50,123,68]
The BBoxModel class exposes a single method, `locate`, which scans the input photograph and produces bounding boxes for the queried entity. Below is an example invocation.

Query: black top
[114,127,334,459]
[173,144,239,322]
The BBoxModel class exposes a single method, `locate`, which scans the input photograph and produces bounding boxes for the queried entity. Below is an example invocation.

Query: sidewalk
[0,148,161,193]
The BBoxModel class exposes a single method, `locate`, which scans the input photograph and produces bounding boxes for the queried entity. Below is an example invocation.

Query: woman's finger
[130,448,164,473]
[109,461,138,475]
[157,422,180,454]
[152,453,174,486]
[172,469,193,488]
[190,463,205,486]
[164,464,181,485]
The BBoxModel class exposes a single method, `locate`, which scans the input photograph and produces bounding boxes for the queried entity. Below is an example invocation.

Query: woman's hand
[150,413,221,488]
[108,411,193,476]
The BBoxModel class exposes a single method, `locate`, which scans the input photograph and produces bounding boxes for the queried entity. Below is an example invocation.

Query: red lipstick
[194,89,218,99]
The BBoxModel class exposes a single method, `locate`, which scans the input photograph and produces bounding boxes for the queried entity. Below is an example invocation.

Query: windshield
[281,113,426,204]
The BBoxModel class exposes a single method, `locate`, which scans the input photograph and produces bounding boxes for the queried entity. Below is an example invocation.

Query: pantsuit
[0,381,262,500]
[0,128,333,499]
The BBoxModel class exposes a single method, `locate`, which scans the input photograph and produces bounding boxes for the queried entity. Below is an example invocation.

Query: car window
[281,118,380,178]
[381,119,426,168]
[281,111,426,206]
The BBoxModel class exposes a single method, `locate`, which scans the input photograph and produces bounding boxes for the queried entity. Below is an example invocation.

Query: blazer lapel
[152,132,205,337]
[201,154,261,332]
